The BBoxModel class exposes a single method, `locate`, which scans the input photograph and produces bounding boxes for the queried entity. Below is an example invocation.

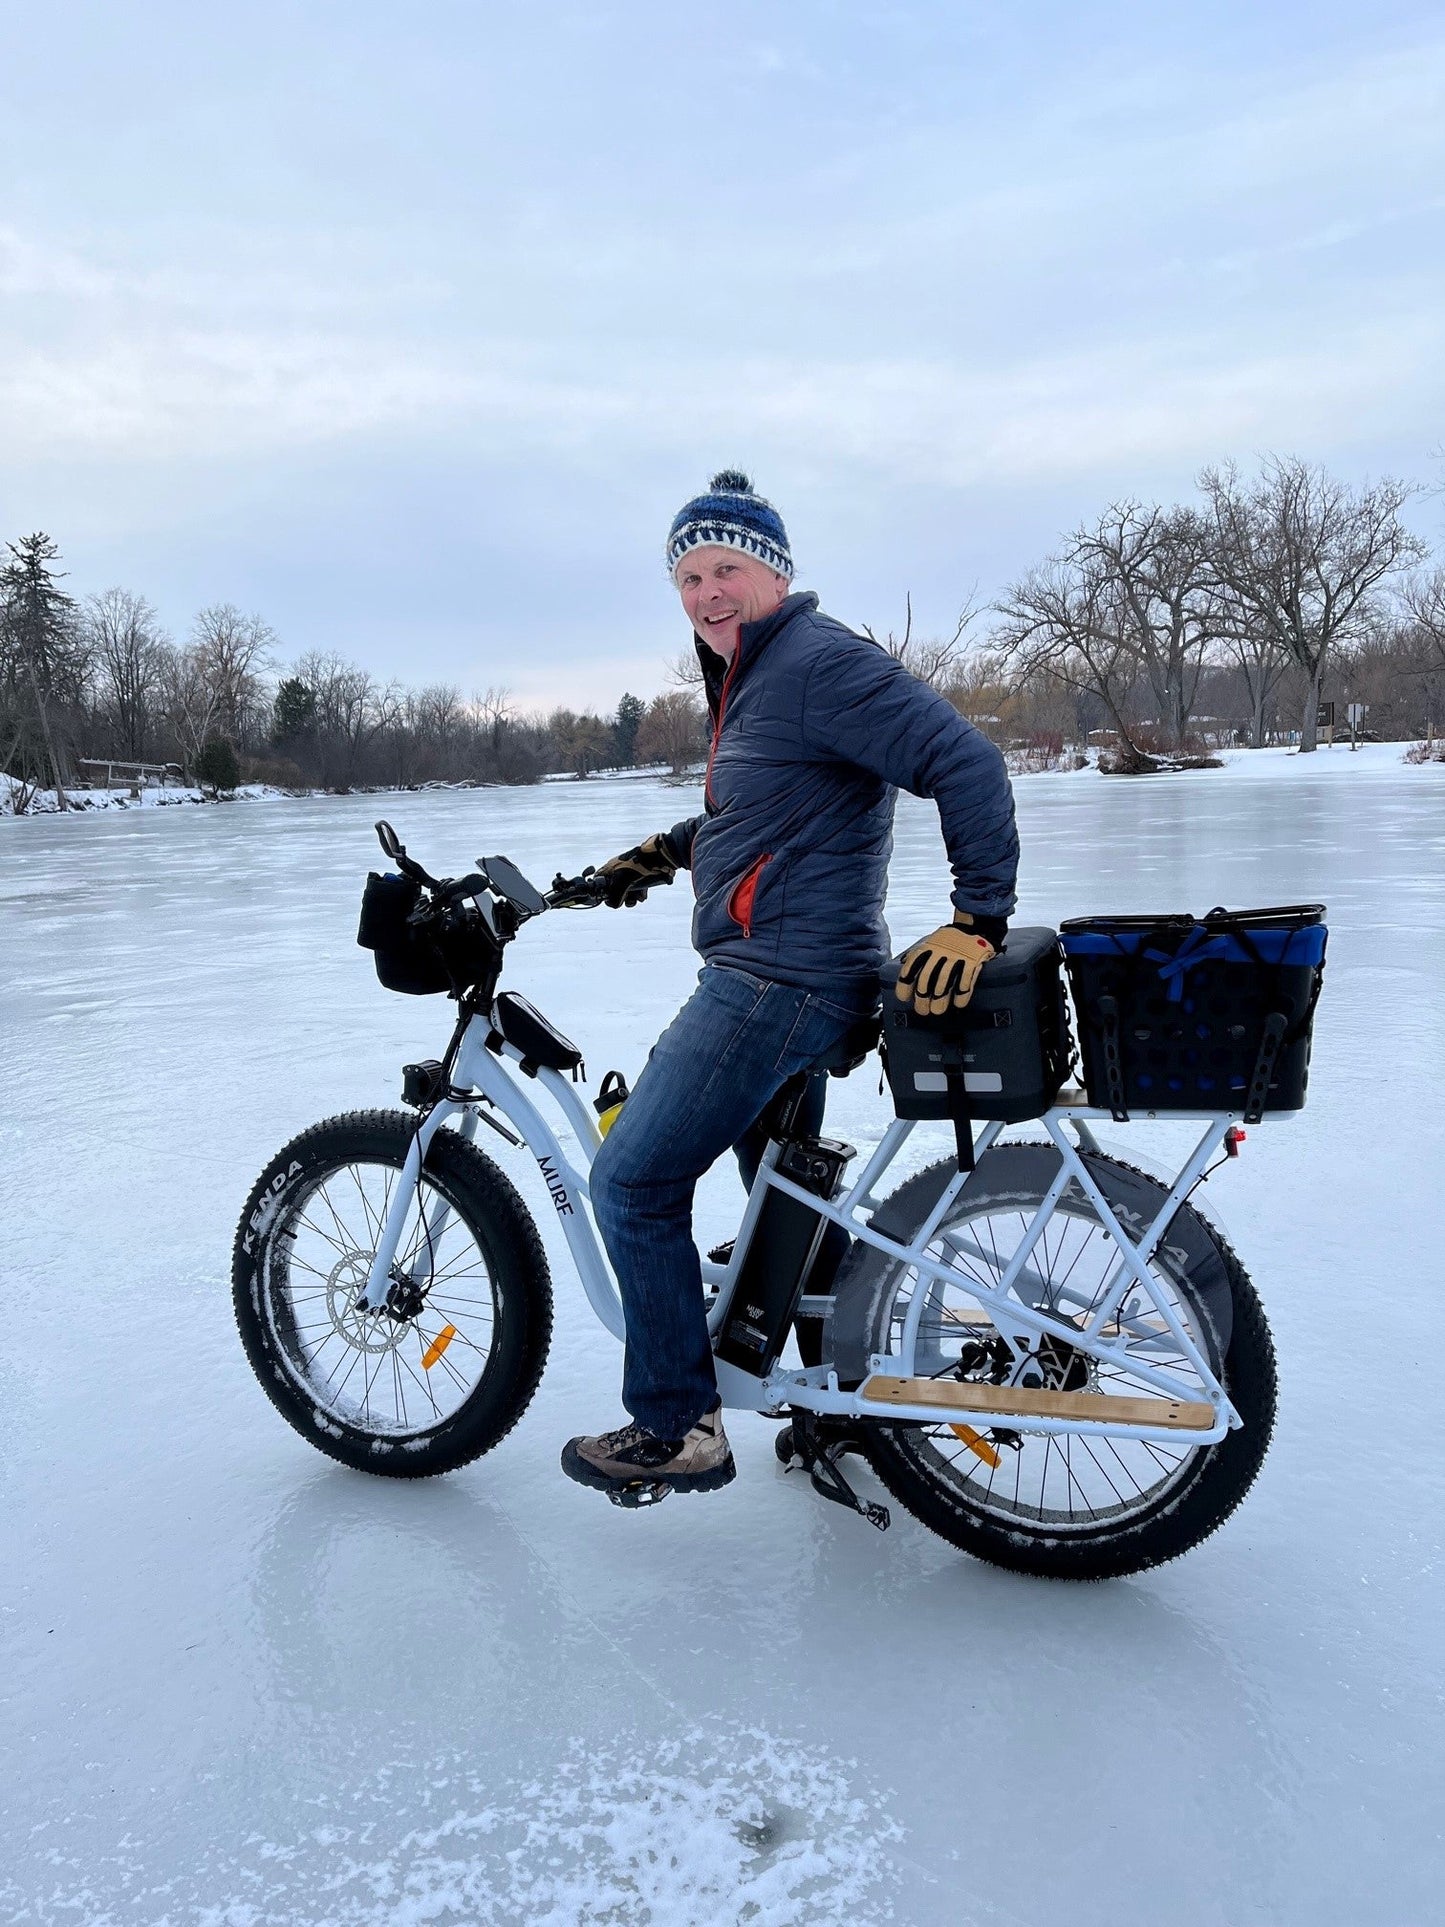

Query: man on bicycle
[562,470,1019,1503]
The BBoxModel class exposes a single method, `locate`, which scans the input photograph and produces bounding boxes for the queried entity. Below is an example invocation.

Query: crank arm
[809,1447,890,1532]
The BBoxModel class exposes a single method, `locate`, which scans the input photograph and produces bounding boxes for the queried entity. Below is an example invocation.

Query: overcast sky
[3,1,1442,711]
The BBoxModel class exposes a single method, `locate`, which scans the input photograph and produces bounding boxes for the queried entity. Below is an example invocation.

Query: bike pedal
[606,1480,672,1510]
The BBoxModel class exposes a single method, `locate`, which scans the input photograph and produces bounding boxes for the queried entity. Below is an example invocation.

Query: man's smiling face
[675,546,790,662]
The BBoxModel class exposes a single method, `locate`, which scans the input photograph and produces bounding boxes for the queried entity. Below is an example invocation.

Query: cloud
[2,12,1441,694]
[4,304,1438,491]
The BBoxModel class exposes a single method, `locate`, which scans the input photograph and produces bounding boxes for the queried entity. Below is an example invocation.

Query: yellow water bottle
[593,1069,630,1136]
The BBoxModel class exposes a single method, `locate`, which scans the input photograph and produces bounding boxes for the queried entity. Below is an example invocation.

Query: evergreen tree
[612,691,646,767]
[195,736,241,791]
[0,533,82,805]
[272,675,318,746]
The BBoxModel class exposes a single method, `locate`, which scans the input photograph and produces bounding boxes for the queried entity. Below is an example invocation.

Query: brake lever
[546,868,609,909]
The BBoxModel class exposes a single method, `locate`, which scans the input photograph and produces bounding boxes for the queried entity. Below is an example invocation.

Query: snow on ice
[2,760,1443,1925]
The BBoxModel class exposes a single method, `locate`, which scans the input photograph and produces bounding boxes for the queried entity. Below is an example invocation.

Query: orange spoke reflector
[421,1324,458,1370]
[949,1422,1002,1469]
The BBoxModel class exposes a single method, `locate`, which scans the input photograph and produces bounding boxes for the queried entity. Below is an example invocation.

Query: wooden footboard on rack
[859,1375,1215,1431]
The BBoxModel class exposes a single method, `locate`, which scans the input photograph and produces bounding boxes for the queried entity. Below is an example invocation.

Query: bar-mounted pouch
[356,871,452,995]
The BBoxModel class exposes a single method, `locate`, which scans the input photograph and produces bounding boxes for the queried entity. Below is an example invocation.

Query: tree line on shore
[4,454,1443,809]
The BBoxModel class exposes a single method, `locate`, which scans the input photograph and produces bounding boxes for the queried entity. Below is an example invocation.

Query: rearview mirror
[375,820,404,861]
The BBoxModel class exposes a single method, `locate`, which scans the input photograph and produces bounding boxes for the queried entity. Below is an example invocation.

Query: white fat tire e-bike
[233,825,1278,1581]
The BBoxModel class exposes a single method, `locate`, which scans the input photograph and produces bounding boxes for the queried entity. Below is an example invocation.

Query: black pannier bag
[880,925,1072,1124]
[356,871,452,995]
[1059,904,1327,1123]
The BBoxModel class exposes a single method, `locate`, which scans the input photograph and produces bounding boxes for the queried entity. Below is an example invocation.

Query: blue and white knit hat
[666,470,794,581]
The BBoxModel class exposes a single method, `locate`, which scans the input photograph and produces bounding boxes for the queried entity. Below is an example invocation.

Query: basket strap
[944,1072,976,1171]
[1243,1011,1288,1124]
[1097,994,1129,1122]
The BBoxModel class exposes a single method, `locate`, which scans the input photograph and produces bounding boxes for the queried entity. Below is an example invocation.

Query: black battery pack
[713,1137,854,1377]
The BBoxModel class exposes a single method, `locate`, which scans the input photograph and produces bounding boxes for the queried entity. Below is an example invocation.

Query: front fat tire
[232,1109,552,1478]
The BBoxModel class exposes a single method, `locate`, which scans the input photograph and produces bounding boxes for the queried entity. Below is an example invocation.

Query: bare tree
[1208,590,1293,751]
[1073,505,1214,748]
[292,650,386,787]
[1402,567,1445,668]
[1199,459,1426,752]
[84,588,170,759]
[993,556,1148,761]
[416,683,462,753]
[165,605,276,771]
[666,646,706,690]
[863,592,980,692]
[546,707,613,778]
[189,605,276,743]
[1395,567,1445,741]
[635,690,708,775]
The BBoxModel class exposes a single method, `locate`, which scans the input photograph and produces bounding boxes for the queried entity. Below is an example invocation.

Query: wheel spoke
[876,1175,1218,1536]
[260,1154,500,1438]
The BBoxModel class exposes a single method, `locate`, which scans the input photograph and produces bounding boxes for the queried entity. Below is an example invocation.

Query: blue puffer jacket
[660,592,1018,989]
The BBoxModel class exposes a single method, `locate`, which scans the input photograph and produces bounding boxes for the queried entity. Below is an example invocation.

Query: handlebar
[546,867,611,909]
[373,821,666,930]
[374,822,550,932]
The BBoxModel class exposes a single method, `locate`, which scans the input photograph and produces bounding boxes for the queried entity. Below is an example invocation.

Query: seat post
[768,1073,813,1143]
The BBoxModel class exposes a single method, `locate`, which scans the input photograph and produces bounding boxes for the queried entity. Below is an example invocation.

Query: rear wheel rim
[263,1157,498,1438]
[878,1192,1217,1535]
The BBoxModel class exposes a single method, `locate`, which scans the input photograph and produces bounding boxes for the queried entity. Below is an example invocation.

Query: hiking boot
[561,1405,736,1508]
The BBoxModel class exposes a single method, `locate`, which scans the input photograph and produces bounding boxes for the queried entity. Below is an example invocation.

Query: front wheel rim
[262,1157,499,1438]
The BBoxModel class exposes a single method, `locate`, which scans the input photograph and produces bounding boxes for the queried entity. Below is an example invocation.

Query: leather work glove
[896,913,999,1016]
[595,832,678,908]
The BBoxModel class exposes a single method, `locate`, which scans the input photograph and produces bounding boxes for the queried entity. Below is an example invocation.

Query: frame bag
[1059,904,1327,1122]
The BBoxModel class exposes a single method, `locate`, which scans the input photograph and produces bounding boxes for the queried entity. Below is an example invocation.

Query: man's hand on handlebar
[551,832,678,910]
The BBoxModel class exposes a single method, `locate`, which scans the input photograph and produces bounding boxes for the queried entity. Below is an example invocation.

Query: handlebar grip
[546,868,608,908]
[436,872,491,904]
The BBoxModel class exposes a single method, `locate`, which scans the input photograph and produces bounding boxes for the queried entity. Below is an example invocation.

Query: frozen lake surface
[3,765,1444,1925]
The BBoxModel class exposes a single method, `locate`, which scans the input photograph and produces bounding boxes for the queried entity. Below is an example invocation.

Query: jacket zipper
[704,647,741,807]
[726,853,772,938]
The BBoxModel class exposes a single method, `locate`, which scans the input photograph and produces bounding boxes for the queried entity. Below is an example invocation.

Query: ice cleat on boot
[562,1404,736,1509]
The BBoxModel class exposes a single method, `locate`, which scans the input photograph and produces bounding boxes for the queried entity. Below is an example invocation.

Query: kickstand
[809,1445,890,1532]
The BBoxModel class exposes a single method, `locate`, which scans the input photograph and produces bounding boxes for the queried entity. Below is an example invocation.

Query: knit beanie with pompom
[665,470,793,581]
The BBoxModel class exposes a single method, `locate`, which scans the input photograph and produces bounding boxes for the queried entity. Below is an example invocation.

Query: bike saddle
[810,1011,882,1077]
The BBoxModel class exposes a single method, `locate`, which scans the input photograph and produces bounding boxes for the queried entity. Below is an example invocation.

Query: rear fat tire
[232,1110,552,1477]
[842,1151,1277,1580]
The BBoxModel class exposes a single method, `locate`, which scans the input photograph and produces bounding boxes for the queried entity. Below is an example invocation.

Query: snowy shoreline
[2,736,1445,820]
[0,764,687,819]
[5,739,1444,823]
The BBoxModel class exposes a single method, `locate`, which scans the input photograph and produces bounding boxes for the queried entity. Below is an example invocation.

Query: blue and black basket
[1059,905,1328,1122]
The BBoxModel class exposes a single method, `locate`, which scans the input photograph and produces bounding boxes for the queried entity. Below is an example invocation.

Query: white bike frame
[356,1008,1284,1450]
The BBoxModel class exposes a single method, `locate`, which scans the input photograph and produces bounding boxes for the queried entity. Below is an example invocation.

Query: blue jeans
[589,962,876,1439]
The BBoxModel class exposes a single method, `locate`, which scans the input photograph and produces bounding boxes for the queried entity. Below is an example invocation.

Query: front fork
[353,1103,477,1314]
